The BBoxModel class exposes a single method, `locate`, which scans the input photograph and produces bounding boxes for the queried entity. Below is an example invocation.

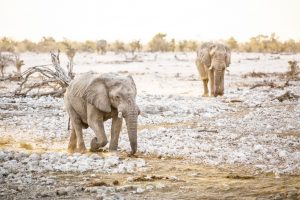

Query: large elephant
[195,42,231,97]
[64,72,140,155]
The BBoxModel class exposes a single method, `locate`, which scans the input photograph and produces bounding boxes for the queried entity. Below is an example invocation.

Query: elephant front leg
[202,79,209,97]
[72,118,86,153]
[87,105,108,152]
[68,128,77,153]
[109,115,123,151]
[209,69,215,97]
[89,121,108,152]
[219,70,225,96]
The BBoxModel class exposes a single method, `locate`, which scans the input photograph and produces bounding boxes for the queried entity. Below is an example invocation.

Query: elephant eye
[115,95,120,100]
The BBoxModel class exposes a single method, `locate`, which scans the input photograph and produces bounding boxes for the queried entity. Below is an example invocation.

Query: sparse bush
[129,40,142,54]
[16,39,37,52]
[80,40,96,52]
[177,40,198,52]
[36,37,58,52]
[169,39,176,52]
[62,42,76,78]
[0,37,16,52]
[111,40,125,54]
[226,37,239,50]
[1,34,300,53]
[148,33,169,52]
[14,53,25,75]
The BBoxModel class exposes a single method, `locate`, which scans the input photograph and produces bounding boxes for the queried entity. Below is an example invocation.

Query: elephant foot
[90,137,101,152]
[67,144,76,153]
[202,93,209,97]
[67,147,76,154]
[127,152,138,157]
[77,144,87,154]
[90,137,108,151]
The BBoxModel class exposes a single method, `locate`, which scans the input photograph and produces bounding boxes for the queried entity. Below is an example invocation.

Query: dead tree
[15,50,72,97]
[250,80,291,90]
[13,53,25,75]
[272,91,299,102]
[65,46,76,79]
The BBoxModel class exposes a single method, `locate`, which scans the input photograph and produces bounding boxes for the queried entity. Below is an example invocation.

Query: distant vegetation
[1,33,300,53]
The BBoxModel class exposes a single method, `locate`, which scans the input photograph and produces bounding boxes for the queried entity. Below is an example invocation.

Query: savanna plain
[0,52,300,199]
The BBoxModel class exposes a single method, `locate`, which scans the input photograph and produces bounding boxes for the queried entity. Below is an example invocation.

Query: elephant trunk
[214,69,223,97]
[124,108,138,155]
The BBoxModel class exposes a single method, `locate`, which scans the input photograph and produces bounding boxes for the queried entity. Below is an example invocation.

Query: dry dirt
[1,149,300,200]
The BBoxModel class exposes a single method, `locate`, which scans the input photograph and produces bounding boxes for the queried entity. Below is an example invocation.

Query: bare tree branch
[14,50,72,97]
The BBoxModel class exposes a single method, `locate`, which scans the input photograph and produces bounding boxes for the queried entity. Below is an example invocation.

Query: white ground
[0,52,300,179]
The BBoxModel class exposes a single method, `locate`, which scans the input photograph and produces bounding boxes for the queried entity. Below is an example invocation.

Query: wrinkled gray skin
[195,42,231,97]
[64,72,140,155]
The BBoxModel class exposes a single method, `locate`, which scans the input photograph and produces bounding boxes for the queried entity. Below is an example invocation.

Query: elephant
[195,42,231,97]
[64,72,140,155]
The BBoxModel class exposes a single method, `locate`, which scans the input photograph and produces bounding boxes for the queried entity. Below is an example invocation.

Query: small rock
[156,183,165,189]
[90,153,101,160]
[127,177,134,182]
[96,194,104,200]
[29,153,40,161]
[37,191,53,197]
[287,190,298,199]
[170,176,178,181]
[85,187,98,193]
[116,185,137,192]
[113,180,119,185]
[190,172,201,177]
[56,188,68,196]
[146,185,154,191]
[136,187,145,194]
[273,193,284,200]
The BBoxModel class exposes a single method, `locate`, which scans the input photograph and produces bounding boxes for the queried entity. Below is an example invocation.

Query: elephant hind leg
[68,128,77,153]
[72,117,86,153]
[67,106,86,153]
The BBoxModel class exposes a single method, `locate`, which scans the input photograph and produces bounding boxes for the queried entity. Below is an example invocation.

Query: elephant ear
[127,75,137,95]
[71,73,111,113]
[198,48,211,68]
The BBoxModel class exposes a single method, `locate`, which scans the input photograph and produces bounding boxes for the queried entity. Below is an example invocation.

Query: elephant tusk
[209,66,213,70]
[118,112,123,118]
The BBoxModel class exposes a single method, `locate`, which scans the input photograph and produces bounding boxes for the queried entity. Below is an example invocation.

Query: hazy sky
[0,0,299,42]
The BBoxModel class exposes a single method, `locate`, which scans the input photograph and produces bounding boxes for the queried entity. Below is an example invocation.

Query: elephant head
[200,43,231,96]
[71,72,139,154]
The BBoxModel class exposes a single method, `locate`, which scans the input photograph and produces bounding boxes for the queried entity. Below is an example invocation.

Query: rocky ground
[0,52,300,199]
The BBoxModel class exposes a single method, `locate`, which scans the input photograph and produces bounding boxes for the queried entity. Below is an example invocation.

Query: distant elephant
[64,72,140,155]
[195,42,231,97]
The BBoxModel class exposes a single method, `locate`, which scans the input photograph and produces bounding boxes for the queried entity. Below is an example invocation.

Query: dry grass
[0,138,10,146]
[19,142,33,150]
